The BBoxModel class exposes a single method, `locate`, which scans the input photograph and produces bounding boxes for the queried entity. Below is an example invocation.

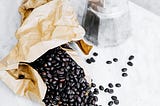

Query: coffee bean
[86,59,91,64]
[129,55,134,60]
[99,85,104,91]
[108,89,114,94]
[108,101,114,106]
[104,88,109,93]
[115,83,121,88]
[122,73,128,77]
[111,96,117,100]
[90,57,95,62]
[121,68,127,72]
[106,61,112,64]
[113,58,118,62]
[47,62,52,66]
[114,100,119,105]
[108,83,113,88]
[91,83,96,88]
[93,52,98,56]
[127,61,133,66]
[93,96,98,102]
[93,88,99,95]
[18,74,25,79]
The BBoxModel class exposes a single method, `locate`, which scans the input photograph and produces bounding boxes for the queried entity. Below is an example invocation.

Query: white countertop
[0,1,160,106]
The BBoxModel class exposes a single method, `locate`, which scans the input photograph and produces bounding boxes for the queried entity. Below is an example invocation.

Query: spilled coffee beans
[29,46,98,106]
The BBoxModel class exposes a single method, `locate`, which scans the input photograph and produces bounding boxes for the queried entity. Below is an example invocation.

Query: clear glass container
[83,0,131,47]
[68,0,88,25]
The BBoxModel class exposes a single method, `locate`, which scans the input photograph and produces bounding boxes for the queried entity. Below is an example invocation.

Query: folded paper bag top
[0,0,92,70]
[0,0,92,104]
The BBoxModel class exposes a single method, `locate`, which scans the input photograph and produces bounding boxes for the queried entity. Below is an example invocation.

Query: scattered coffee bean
[99,85,104,91]
[129,55,134,60]
[108,101,114,106]
[108,83,114,88]
[90,57,96,62]
[115,83,121,88]
[91,83,96,88]
[18,74,25,79]
[113,58,118,62]
[114,100,119,105]
[93,52,98,56]
[127,61,133,66]
[104,88,109,93]
[122,73,128,77]
[86,58,91,64]
[121,68,127,72]
[108,89,114,94]
[111,96,117,100]
[106,61,112,64]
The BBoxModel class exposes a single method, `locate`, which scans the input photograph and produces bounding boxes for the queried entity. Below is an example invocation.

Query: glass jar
[83,0,131,47]
[68,0,88,25]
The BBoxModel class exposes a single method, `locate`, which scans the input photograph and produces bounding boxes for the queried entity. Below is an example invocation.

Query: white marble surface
[1,1,160,106]
[130,0,160,16]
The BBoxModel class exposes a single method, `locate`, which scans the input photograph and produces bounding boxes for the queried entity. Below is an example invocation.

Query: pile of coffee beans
[29,46,99,106]
[90,81,121,106]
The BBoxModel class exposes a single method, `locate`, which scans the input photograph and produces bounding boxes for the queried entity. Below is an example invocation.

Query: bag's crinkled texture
[0,0,85,70]
[0,0,92,104]
[0,64,46,104]
[19,0,51,23]
[19,0,93,55]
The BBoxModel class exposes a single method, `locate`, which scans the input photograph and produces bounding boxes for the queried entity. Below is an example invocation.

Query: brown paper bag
[0,64,47,105]
[19,0,51,23]
[0,0,92,104]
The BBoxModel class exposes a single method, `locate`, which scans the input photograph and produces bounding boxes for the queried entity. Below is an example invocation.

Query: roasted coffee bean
[18,74,25,79]
[99,85,104,91]
[114,100,119,105]
[93,88,99,95]
[90,57,95,62]
[129,55,134,60]
[108,89,114,94]
[121,68,127,72]
[113,58,118,62]
[122,73,128,77]
[111,96,117,100]
[86,58,92,64]
[93,96,98,102]
[93,52,98,56]
[108,83,114,88]
[106,61,112,64]
[104,88,109,93]
[108,101,114,106]
[91,83,96,88]
[127,61,133,66]
[115,83,121,88]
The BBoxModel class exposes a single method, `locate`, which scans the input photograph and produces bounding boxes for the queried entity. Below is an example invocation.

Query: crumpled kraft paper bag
[18,0,92,55]
[0,0,92,104]
[19,0,52,23]
[0,63,47,105]
[0,0,85,70]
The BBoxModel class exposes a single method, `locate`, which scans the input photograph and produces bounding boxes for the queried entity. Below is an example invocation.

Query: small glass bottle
[83,0,131,47]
